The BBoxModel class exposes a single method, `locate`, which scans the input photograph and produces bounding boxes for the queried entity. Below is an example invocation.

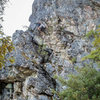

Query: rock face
[0,0,100,100]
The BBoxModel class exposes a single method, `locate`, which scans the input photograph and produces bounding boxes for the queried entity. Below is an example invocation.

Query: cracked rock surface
[0,0,100,100]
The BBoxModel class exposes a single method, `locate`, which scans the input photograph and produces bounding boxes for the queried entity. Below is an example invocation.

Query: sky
[2,0,34,36]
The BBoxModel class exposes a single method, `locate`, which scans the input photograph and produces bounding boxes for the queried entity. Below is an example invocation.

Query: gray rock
[0,0,100,100]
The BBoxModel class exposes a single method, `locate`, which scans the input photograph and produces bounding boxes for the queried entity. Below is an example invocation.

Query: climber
[36,22,46,33]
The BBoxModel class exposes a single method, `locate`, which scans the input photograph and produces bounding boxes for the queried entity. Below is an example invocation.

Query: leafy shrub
[0,31,14,68]
[54,66,100,100]
[82,26,100,64]
[53,26,100,100]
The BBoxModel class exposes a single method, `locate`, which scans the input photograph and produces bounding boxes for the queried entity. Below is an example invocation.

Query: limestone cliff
[0,0,100,100]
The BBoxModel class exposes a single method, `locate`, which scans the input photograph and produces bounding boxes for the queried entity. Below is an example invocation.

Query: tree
[0,0,9,29]
[53,26,100,100]
[82,26,100,64]
[0,31,14,69]
[0,0,14,69]
[54,66,100,100]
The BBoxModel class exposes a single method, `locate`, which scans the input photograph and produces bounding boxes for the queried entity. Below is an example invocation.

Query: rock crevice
[0,0,100,100]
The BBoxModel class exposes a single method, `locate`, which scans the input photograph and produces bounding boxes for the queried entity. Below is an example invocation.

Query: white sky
[3,0,34,36]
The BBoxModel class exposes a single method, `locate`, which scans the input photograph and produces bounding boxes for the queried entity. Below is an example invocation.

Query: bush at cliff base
[55,66,100,100]
[54,26,100,100]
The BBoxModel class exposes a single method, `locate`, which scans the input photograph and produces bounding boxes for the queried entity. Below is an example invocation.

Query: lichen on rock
[0,0,100,100]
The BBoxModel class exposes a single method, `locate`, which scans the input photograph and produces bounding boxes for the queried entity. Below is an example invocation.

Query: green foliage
[85,30,95,38]
[0,31,14,69]
[0,0,9,28]
[54,66,100,100]
[37,44,48,56]
[71,57,77,64]
[53,27,100,100]
[82,26,100,64]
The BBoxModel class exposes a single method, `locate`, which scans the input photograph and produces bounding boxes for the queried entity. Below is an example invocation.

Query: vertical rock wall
[0,0,100,100]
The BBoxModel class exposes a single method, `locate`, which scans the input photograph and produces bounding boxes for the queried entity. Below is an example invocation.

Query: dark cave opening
[0,81,14,100]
